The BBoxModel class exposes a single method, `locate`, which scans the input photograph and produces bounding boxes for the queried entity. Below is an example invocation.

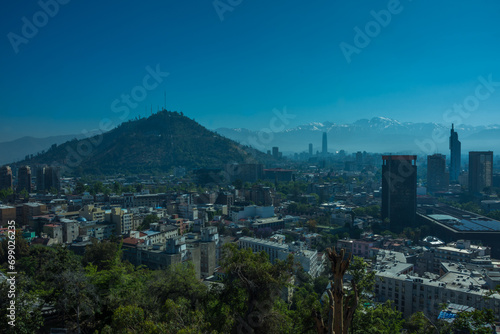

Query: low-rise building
[80,205,105,222]
[42,223,63,244]
[0,205,16,226]
[238,236,289,263]
[106,207,133,235]
[122,235,201,278]
[78,221,114,240]
[375,256,500,321]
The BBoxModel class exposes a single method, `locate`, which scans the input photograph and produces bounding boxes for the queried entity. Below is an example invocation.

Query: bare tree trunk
[314,248,358,334]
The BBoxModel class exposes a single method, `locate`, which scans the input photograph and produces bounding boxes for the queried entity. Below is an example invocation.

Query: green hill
[18,111,272,175]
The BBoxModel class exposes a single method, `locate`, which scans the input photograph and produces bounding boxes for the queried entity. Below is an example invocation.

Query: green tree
[0,187,13,202]
[74,181,87,194]
[148,262,208,308]
[162,297,213,333]
[91,181,105,195]
[56,269,99,333]
[105,304,162,334]
[0,230,30,265]
[313,275,329,296]
[83,239,121,271]
[216,243,294,333]
[112,181,122,194]
[353,301,404,334]
[449,309,495,334]
[486,210,500,220]
[0,275,44,334]
[19,188,29,199]
[404,312,437,334]
[347,256,375,298]
[86,257,152,328]
[232,179,243,189]
[138,214,159,230]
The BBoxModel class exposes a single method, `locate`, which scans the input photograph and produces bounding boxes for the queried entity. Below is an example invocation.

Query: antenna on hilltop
[164,91,166,111]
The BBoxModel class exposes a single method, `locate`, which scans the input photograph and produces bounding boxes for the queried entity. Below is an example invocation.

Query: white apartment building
[375,261,500,320]
[238,236,289,263]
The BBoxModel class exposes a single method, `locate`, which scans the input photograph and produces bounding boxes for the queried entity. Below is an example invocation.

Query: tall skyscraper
[449,124,461,182]
[272,147,279,159]
[17,166,32,193]
[322,132,327,155]
[0,166,13,191]
[427,154,449,193]
[45,166,61,192]
[381,155,417,232]
[36,166,61,193]
[468,151,493,193]
[309,143,313,156]
[36,166,45,192]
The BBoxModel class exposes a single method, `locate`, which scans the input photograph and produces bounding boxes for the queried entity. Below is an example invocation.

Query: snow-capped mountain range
[216,117,500,155]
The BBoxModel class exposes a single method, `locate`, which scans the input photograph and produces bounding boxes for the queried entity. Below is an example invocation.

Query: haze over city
[4,2,500,333]
[2,0,500,142]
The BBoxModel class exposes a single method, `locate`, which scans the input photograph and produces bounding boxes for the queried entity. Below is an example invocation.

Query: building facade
[17,166,32,193]
[449,124,461,182]
[468,151,493,193]
[0,166,13,191]
[427,154,449,193]
[381,155,417,232]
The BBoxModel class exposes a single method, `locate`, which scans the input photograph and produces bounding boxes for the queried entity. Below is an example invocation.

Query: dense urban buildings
[381,155,417,232]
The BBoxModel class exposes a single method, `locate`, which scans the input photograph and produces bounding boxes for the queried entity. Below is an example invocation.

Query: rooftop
[238,236,289,250]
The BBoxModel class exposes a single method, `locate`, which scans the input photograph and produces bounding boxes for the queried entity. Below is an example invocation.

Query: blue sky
[1,0,500,142]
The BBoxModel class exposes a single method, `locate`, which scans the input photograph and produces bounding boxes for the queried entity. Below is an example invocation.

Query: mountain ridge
[9,111,274,175]
[216,117,500,154]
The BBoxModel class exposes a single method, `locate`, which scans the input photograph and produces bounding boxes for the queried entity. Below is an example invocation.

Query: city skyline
[2,1,500,142]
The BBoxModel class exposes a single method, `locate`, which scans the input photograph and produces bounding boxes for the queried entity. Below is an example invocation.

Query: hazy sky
[1,0,500,142]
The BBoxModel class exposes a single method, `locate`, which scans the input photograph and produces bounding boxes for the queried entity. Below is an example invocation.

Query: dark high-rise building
[0,166,13,191]
[225,163,263,183]
[309,143,313,156]
[381,155,417,232]
[17,166,32,193]
[272,147,279,159]
[36,166,45,192]
[468,151,493,193]
[449,124,461,182]
[356,151,363,169]
[322,132,328,155]
[427,154,449,193]
[36,166,61,193]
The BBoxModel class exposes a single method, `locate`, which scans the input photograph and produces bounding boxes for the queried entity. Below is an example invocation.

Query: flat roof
[238,237,288,250]
[421,205,500,232]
